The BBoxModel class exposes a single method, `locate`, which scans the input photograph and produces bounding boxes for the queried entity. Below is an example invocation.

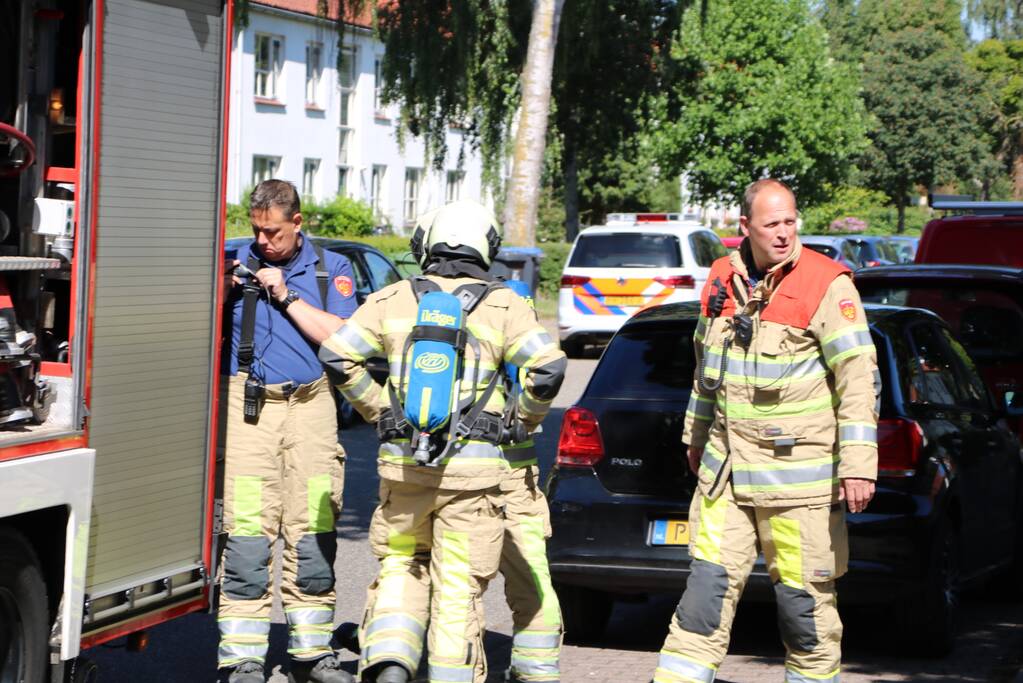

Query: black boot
[332,621,361,654]
[225,661,265,683]
[288,654,355,683]
[363,663,410,683]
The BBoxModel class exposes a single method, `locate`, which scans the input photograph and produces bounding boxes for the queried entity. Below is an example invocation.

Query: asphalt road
[87,355,1023,682]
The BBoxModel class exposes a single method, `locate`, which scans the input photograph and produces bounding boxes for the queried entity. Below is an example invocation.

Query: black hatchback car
[546,302,1023,654]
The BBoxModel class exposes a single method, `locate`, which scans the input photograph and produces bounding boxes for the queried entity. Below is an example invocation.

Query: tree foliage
[654,0,867,207]
[967,38,1023,196]
[858,27,989,230]
[967,0,1023,39]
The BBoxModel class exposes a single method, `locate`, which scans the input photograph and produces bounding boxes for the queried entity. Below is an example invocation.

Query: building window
[339,47,356,165]
[445,171,465,203]
[374,58,384,113]
[252,155,280,186]
[254,34,283,99]
[370,165,386,214]
[338,167,350,197]
[404,168,422,225]
[302,159,320,201]
[306,42,323,105]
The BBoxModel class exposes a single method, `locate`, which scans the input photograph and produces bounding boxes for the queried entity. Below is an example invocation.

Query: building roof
[252,0,374,28]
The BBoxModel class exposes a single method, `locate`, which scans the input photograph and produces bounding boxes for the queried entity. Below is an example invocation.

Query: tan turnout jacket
[320,274,566,490]
[684,241,880,507]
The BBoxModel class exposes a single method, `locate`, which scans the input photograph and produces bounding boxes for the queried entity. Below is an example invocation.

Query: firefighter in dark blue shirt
[219,180,357,683]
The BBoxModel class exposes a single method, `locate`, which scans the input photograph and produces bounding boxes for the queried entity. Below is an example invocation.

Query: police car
[557,214,727,357]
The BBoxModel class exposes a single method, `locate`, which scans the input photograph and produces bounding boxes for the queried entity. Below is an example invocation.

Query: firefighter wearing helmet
[318,200,567,683]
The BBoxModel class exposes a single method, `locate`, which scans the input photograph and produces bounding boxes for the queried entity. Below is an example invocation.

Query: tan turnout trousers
[655,483,848,683]
[499,461,562,682]
[218,375,345,668]
[360,479,504,683]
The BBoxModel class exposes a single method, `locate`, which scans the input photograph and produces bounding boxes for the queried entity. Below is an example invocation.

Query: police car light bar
[606,212,682,224]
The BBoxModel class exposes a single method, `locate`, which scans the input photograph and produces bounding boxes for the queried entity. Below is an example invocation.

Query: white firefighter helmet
[410,200,502,267]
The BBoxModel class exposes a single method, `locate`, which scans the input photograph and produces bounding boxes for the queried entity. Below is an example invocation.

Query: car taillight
[865,260,881,267]
[877,418,924,477]
[556,406,605,467]
[655,275,695,289]
[561,275,591,288]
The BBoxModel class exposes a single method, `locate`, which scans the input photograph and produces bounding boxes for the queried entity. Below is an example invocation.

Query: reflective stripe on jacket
[683,241,879,507]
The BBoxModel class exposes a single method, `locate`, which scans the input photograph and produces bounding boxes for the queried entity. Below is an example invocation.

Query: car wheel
[561,339,584,359]
[896,520,960,657]
[556,583,613,644]
[0,527,49,683]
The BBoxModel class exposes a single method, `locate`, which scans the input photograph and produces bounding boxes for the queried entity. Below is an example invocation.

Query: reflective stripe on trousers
[653,651,717,683]
[286,606,334,659]
[510,629,560,681]
[361,612,426,673]
[218,617,271,667]
[785,666,840,682]
[429,662,476,682]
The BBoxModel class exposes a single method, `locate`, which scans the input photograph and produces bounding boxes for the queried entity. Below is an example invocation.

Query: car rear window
[569,233,682,268]
[804,243,838,259]
[860,284,1023,363]
[586,325,696,399]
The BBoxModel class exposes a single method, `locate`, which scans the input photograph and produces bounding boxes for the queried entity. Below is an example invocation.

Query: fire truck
[0,0,233,680]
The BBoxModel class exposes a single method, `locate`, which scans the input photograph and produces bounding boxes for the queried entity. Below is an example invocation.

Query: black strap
[312,242,328,307]
[451,280,506,315]
[410,325,466,348]
[409,275,442,303]
[238,255,262,374]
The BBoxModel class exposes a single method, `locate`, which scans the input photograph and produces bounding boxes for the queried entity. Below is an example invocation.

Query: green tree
[859,28,989,231]
[553,1,681,239]
[655,0,867,207]
[967,38,1023,197]
[818,0,966,63]
[967,0,1023,39]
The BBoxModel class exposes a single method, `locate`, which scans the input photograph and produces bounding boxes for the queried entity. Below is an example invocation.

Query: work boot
[362,663,410,683]
[288,654,356,683]
[226,660,265,683]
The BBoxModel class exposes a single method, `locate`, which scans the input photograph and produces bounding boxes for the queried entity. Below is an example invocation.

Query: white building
[226,0,489,232]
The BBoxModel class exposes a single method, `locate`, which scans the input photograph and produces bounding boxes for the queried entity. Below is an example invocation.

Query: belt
[377,409,506,445]
[235,373,327,400]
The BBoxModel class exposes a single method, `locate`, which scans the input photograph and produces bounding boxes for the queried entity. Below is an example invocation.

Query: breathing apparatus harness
[377,266,510,466]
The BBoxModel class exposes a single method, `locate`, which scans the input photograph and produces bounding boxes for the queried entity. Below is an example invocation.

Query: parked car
[546,301,1022,654]
[847,235,900,267]
[856,264,1023,439]
[917,199,1023,267]
[887,235,920,263]
[557,213,726,358]
[223,236,399,424]
[798,235,861,269]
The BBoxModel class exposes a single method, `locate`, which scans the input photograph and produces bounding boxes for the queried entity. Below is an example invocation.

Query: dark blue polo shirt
[223,237,358,385]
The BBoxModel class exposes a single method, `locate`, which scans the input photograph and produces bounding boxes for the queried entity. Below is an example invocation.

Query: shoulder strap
[409,275,442,303]
[312,242,328,308]
[238,254,262,374]
[452,281,507,315]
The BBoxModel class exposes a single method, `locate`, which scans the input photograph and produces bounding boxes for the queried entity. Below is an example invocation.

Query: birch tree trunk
[503,0,565,246]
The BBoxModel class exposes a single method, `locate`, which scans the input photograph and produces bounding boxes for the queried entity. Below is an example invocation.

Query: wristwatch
[280,289,301,309]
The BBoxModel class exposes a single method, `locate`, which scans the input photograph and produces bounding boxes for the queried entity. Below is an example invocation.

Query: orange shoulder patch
[334,275,353,297]
[839,298,857,322]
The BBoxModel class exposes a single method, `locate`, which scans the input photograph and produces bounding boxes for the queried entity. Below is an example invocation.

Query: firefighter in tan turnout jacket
[318,201,567,683]
[653,180,879,683]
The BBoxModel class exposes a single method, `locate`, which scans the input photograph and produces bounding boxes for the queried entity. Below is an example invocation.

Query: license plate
[604,295,644,307]
[650,519,690,546]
